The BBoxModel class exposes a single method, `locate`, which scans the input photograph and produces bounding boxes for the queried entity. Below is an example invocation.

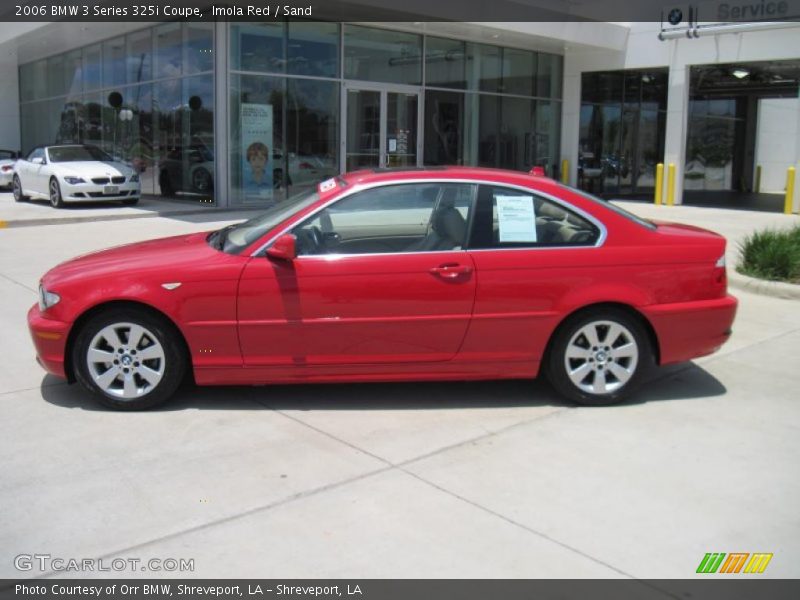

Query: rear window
[561,185,657,231]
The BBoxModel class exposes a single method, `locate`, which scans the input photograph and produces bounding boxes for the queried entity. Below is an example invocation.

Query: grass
[737,225,800,284]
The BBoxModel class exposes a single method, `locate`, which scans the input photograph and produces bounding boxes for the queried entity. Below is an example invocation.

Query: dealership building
[0,13,798,211]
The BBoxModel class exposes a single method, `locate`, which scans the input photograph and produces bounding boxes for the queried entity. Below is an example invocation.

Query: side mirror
[31,157,44,165]
[266,233,297,261]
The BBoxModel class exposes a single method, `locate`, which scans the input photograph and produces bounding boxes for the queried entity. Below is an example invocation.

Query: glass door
[344,84,421,171]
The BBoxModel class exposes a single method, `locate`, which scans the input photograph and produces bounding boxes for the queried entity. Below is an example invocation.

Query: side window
[469,185,600,249]
[292,183,475,256]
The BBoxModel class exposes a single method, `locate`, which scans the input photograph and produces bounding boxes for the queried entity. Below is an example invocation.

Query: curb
[728,268,800,300]
[0,206,264,229]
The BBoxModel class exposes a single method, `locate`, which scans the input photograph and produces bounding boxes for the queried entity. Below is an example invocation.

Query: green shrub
[737,225,800,284]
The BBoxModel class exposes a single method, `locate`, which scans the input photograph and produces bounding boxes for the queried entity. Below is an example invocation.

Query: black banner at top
[2,0,800,22]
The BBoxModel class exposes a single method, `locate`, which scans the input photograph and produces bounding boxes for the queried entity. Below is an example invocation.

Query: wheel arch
[64,300,193,384]
[542,301,661,368]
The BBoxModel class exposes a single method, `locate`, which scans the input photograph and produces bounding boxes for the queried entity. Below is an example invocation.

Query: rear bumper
[27,304,70,379]
[642,294,738,365]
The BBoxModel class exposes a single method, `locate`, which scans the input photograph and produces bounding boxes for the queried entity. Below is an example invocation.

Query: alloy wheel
[563,320,639,395]
[86,322,166,399]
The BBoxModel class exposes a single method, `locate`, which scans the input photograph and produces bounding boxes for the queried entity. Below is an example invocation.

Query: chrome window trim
[249,178,608,257]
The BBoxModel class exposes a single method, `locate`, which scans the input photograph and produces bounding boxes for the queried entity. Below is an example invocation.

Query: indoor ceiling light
[732,68,750,79]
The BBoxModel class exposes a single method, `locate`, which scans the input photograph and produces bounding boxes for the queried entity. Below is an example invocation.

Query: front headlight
[38,285,61,311]
[129,173,140,183]
[63,176,85,185]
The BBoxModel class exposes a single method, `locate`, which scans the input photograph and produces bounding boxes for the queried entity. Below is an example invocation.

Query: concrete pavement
[0,199,798,580]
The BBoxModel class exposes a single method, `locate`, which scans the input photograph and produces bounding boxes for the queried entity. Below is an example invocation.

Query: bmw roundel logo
[668,8,683,26]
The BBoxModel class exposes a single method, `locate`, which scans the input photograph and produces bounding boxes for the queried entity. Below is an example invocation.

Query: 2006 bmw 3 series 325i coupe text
[28,167,738,410]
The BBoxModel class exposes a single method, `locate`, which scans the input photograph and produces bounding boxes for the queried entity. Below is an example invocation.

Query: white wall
[755,98,800,194]
[561,22,800,209]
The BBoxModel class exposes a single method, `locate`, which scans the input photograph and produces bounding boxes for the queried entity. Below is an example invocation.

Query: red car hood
[43,231,217,286]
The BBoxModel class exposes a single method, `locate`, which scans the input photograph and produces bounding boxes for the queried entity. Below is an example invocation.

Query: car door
[237,182,478,367]
[28,147,49,196]
[18,148,39,195]
[459,184,603,365]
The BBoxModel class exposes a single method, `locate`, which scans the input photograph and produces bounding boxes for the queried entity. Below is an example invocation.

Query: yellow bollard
[654,163,664,205]
[785,167,796,215]
[754,165,761,193]
[561,159,569,185]
[667,163,676,206]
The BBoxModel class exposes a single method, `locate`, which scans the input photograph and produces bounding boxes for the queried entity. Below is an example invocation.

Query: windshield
[213,190,322,254]
[559,184,657,231]
[48,145,113,163]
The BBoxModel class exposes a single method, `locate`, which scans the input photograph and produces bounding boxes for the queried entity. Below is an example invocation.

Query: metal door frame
[341,81,424,172]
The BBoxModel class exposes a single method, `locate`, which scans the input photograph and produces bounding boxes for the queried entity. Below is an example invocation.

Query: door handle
[430,263,473,279]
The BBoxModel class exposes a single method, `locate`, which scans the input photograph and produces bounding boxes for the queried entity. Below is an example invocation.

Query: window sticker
[318,178,338,193]
[496,195,537,243]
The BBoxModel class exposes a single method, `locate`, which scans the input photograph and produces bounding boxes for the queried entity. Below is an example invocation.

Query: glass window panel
[231,23,285,73]
[499,96,534,171]
[286,78,338,195]
[478,95,500,167]
[502,48,534,96]
[466,43,501,92]
[83,94,103,148]
[64,50,83,97]
[425,36,466,89]
[185,23,214,74]
[581,71,623,104]
[230,74,286,206]
[19,63,36,103]
[287,21,339,77]
[114,83,155,195]
[47,55,65,97]
[154,23,183,79]
[346,89,380,171]
[127,29,152,84]
[536,53,562,98]
[83,44,102,91]
[535,100,561,176]
[344,25,421,85]
[424,90,465,165]
[103,37,127,88]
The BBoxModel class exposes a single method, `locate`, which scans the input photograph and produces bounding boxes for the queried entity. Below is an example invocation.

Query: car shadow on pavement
[39,361,726,412]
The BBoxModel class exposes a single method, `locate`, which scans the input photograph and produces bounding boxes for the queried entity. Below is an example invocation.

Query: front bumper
[27,304,71,379]
[60,179,140,202]
[642,294,738,365]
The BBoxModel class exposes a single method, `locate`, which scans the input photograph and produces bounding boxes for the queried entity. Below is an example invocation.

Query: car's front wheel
[49,177,64,208]
[72,308,187,410]
[546,308,652,406]
[13,175,27,202]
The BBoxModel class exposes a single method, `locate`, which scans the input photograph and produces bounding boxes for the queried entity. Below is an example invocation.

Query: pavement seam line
[0,271,37,293]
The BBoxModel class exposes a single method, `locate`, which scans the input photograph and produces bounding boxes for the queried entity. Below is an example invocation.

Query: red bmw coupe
[28,167,737,410]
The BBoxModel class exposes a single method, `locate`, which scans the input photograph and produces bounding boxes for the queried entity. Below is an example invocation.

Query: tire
[72,308,187,411]
[191,167,213,193]
[545,308,653,406]
[49,177,64,208]
[13,175,28,202]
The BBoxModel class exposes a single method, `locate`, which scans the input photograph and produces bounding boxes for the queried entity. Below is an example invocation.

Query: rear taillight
[1,165,12,172]
[714,254,727,286]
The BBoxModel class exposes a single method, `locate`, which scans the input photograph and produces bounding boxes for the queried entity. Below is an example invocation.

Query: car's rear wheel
[49,177,64,208]
[72,309,187,410]
[546,308,652,406]
[13,175,27,202]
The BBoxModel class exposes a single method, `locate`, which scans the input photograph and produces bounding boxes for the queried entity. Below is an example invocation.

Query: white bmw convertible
[13,144,141,208]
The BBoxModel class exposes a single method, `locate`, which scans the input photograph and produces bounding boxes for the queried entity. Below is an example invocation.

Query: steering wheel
[296,225,324,255]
